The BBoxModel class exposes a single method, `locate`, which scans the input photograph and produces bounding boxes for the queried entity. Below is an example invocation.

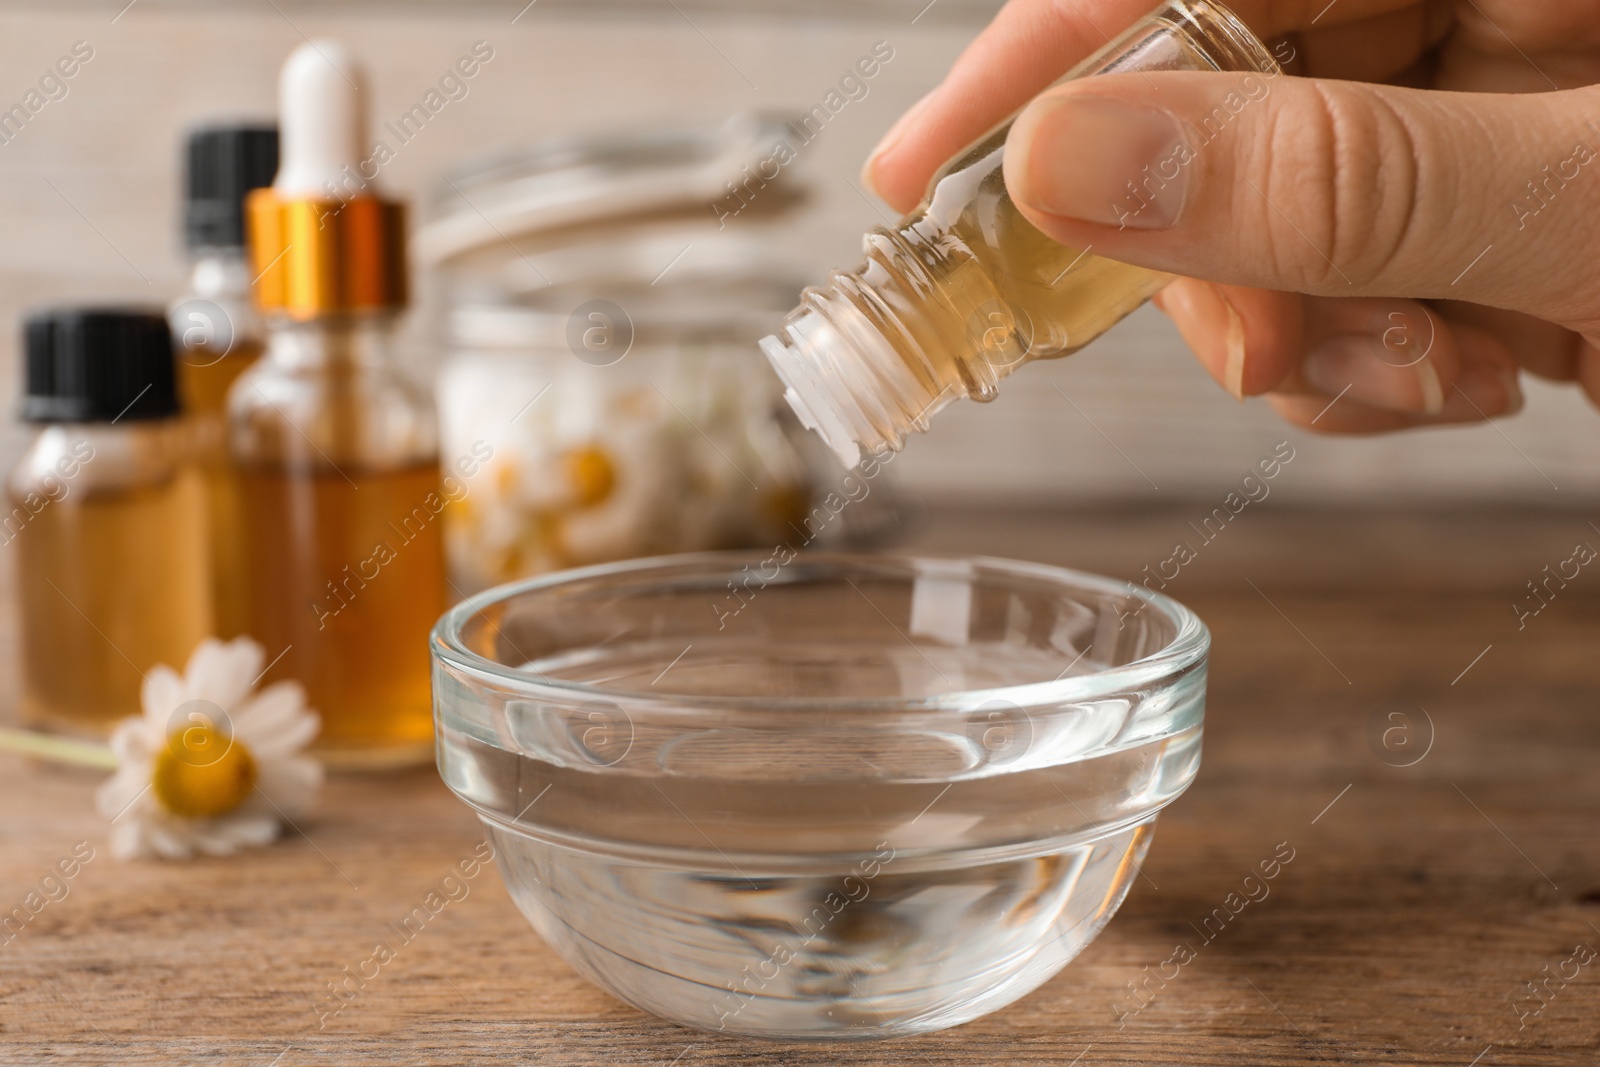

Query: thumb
[1002,71,1600,331]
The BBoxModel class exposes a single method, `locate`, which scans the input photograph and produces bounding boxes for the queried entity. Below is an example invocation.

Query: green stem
[0,727,118,770]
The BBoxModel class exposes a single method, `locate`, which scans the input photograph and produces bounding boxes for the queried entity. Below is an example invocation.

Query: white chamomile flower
[94,637,322,861]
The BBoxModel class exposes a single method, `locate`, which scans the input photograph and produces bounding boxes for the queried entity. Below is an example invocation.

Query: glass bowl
[432,552,1209,1041]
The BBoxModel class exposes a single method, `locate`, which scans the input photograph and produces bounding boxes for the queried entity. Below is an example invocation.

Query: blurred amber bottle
[11,309,211,736]
[172,125,278,637]
[230,41,444,769]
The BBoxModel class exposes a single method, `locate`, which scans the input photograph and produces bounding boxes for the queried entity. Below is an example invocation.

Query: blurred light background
[2,0,1595,508]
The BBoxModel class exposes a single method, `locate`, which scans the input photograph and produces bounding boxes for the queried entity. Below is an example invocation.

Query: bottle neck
[261,313,400,373]
[187,246,251,302]
[15,420,185,498]
[760,221,1019,469]
[179,246,265,361]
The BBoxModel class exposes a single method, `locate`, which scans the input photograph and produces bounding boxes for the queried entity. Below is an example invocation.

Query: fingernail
[1303,338,1445,415]
[1222,298,1247,400]
[862,91,936,197]
[1162,280,1246,398]
[1413,358,1445,415]
[1008,93,1190,228]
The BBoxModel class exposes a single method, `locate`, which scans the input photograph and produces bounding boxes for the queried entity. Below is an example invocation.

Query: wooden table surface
[5,506,1599,1066]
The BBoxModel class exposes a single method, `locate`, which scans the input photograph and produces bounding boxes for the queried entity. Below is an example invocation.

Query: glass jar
[419,116,875,596]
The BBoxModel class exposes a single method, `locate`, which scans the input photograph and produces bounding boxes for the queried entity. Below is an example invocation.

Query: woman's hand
[864,1,1600,432]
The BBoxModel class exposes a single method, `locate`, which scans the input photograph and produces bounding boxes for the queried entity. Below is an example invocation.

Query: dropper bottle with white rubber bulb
[230,39,445,770]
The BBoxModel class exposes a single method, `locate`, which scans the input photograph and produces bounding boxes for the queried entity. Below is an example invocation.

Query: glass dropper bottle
[232,40,445,769]
[761,0,1279,467]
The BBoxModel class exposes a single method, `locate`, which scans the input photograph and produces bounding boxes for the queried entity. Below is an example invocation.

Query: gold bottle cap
[247,190,407,318]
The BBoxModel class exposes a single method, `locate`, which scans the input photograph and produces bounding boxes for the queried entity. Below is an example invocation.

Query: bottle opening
[762,288,958,469]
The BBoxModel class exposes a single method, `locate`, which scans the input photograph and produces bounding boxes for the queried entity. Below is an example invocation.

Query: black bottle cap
[23,308,180,423]
[184,125,279,250]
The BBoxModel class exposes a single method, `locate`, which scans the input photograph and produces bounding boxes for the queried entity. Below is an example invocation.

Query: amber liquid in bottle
[179,339,261,638]
[236,462,442,753]
[230,318,444,768]
[13,429,212,735]
[762,0,1278,466]
[851,131,1170,394]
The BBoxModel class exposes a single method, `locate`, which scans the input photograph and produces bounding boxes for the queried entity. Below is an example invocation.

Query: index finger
[864,0,1414,213]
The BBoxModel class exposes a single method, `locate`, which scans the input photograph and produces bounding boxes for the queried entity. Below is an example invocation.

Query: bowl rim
[430,550,1210,713]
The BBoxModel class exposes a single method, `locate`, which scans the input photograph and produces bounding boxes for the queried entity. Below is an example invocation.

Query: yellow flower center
[564,445,615,508]
[151,725,257,819]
